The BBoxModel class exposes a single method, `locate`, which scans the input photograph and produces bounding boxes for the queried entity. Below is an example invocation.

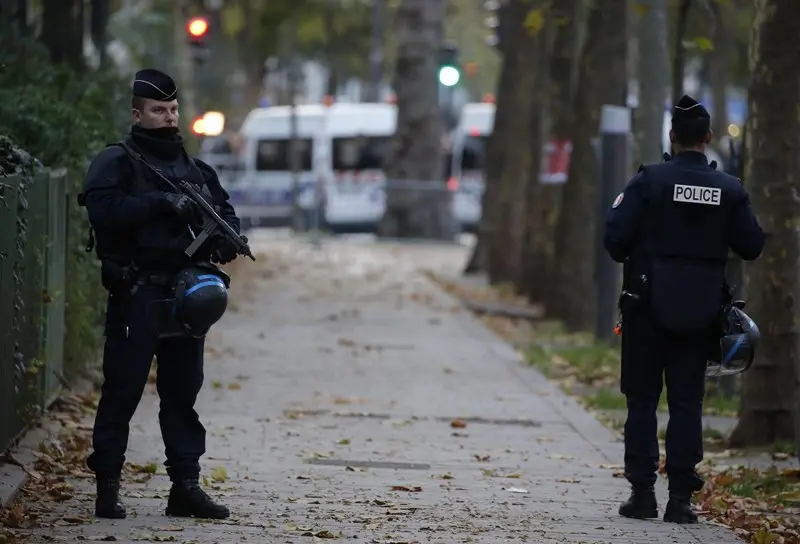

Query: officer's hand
[212,235,248,265]
[161,193,198,221]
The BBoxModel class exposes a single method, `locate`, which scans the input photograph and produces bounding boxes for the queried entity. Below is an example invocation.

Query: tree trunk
[708,0,729,139]
[465,0,516,276]
[484,0,542,284]
[541,0,584,312]
[42,0,83,70]
[671,0,691,106]
[727,0,800,449]
[517,6,561,302]
[90,0,110,69]
[636,0,669,166]
[377,0,456,240]
[548,0,629,331]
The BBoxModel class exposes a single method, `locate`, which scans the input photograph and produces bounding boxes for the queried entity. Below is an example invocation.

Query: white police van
[448,103,727,230]
[234,102,396,231]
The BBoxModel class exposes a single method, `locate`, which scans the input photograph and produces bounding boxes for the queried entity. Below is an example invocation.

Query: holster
[101,260,137,294]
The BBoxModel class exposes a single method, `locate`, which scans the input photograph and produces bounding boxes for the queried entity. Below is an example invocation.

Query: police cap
[132,69,178,102]
[671,94,710,125]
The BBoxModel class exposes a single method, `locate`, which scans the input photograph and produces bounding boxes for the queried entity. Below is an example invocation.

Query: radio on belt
[673,184,722,206]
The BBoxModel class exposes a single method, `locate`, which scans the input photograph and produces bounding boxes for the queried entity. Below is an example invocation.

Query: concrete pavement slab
[5,237,739,543]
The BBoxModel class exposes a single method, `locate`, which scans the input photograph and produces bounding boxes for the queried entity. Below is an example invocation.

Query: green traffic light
[438,65,460,87]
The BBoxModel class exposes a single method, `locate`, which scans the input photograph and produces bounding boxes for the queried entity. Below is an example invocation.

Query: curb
[0,425,50,510]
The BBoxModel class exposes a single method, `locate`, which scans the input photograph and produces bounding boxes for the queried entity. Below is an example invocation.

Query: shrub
[0,35,130,378]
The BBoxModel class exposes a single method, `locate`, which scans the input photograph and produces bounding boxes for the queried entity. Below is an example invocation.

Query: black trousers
[87,285,206,481]
[620,308,710,495]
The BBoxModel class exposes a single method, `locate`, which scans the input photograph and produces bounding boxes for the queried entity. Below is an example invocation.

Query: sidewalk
[7,235,738,543]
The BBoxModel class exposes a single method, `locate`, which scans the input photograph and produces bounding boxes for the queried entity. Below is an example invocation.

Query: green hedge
[0,36,130,378]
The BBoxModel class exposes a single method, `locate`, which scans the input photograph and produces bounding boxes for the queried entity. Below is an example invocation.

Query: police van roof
[240,102,397,139]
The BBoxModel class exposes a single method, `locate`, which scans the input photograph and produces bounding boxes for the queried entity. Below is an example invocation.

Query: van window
[460,135,489,170]
[256,139,312,171]
[332,136,390,170]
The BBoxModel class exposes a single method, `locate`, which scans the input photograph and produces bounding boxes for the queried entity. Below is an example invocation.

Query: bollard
[595,105,631,343]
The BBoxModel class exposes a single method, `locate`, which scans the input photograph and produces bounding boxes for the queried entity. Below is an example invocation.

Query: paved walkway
[10,234,738,543]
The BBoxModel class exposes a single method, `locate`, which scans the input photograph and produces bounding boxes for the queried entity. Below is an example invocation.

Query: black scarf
[129,125,184,161]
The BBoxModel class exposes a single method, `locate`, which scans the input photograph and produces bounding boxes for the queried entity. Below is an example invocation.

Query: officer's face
[133,99,180,129]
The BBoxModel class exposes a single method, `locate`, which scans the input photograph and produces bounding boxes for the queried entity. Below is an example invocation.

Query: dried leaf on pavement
[696,466,800,541]
[210,466,228,483]
[450,418,467,428]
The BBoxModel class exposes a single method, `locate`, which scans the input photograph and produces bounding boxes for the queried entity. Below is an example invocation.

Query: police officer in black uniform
[80,69,245,520]
[604,95,764,523]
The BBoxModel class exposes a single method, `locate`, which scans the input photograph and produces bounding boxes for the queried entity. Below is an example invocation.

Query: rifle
[121,142,256,262]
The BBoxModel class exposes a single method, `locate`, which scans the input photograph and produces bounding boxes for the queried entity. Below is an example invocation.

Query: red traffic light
[187,17,209,38]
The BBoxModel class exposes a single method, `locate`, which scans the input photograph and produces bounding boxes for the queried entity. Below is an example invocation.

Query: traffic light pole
[286,15,303,233]
[368,0,383,102]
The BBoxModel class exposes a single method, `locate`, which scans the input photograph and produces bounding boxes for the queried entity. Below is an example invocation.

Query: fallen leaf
[309,530,339,539]
[227,383,242,390]
[390,485,422,492]
[557,478,581,484]
[450,419,467,428]
[210,466,227,483]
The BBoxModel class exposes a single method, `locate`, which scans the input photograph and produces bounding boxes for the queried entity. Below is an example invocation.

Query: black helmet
[706,303,760,377]
[172,265,229,338]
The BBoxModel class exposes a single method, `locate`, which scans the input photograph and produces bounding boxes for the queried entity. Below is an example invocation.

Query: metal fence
[0,168,68,452]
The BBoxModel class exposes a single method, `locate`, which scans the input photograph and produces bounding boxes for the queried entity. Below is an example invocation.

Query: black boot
[165,477,230,519]
[95,475,126,519]
[663,494,698,524]
[618,486,658,519]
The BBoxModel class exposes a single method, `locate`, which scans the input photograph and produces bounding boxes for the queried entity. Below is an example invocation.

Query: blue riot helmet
[172,265,230,338]
[706,303,760,377]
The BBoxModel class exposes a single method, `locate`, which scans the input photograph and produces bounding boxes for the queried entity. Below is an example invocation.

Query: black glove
[161,192,198,221]
[212,234,248,265]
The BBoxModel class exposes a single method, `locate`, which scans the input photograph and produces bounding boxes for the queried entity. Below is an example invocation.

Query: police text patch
[673,184,721,206]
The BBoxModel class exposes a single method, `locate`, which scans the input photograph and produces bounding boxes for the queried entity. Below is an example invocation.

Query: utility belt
[615,269,731,337]
[101,260,177,292]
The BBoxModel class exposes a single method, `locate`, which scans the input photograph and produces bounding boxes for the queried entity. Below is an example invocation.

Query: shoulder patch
[612,192,624,208]
[673,184,722,206]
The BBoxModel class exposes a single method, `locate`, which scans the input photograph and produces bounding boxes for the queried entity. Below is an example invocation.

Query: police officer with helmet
[79,69,247,520]
[603,95,764,523]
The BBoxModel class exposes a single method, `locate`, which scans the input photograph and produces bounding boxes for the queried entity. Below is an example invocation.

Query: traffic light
[438,44,460,87]
[186,16,210,63]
